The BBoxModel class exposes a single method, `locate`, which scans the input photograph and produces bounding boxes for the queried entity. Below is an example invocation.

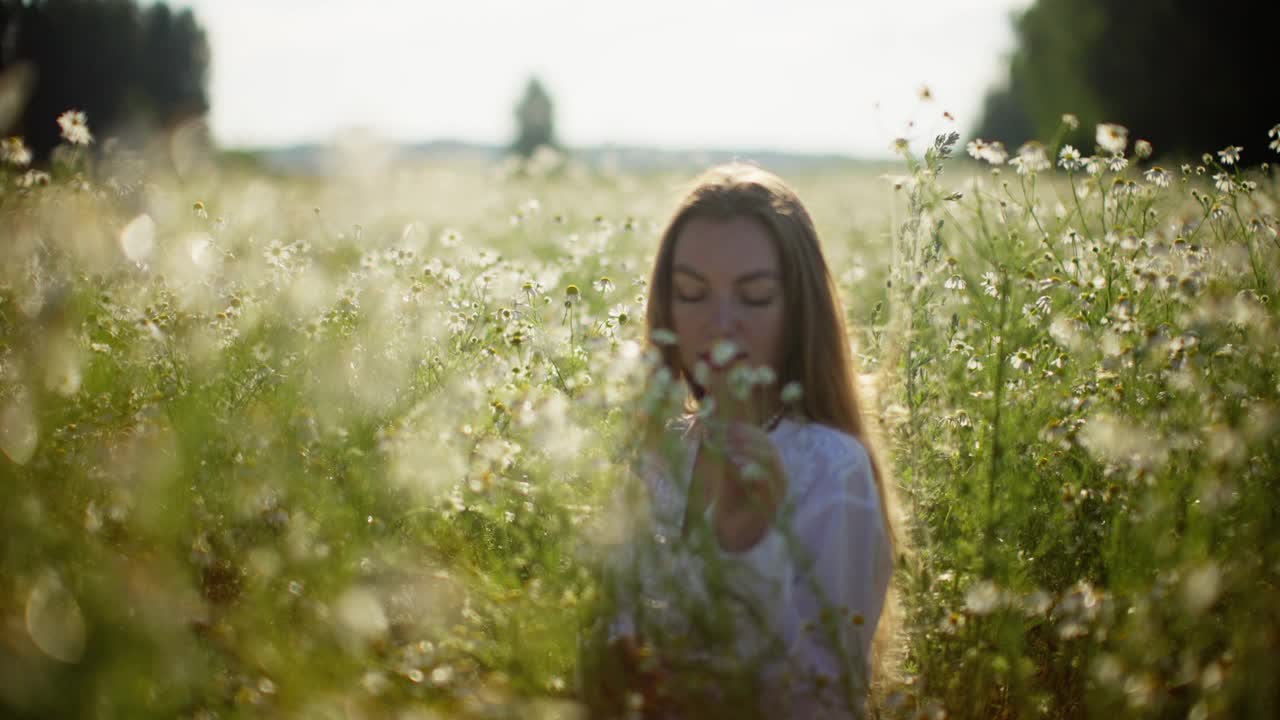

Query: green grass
[1,125,1277,719]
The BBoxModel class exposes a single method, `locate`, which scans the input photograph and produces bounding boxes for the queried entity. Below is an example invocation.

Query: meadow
[1,117,1277,719]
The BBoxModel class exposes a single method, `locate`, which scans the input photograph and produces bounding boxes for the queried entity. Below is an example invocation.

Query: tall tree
[975,0,1280,160]
[140,4,209,127]
[0,0,210,162]
[510,76,557,159]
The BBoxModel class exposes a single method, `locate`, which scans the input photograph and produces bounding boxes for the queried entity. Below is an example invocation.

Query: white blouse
[605,415,894,717]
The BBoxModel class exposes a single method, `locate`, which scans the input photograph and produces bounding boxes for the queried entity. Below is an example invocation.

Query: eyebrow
[673,264,781,285]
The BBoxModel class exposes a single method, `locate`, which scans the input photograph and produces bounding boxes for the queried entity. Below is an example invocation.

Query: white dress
[604,415,893,718]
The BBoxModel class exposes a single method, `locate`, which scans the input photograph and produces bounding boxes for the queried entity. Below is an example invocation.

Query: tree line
[975,0,1279,161]
[0,0,209,163]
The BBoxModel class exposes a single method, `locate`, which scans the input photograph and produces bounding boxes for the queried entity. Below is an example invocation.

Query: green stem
[984,270,1010,578]
[1068,170,1096,243]
[1230,199,1268,291]
[1013,175,1068,276]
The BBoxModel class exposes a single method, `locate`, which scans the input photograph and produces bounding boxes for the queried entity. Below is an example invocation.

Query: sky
[175,0,1034,159]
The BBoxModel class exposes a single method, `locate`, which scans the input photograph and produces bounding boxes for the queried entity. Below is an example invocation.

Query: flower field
[1,118,1277,718]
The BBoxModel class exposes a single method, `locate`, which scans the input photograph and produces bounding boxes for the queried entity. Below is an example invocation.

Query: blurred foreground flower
[1143,167,1170,188]
[56,109,93,145]
[1012,141,1050,175]
[966,138,1008,166]
[1,136,31,166]
[1096,123,1128,155]
[1217,146,1242,165]
[25,570,87,663]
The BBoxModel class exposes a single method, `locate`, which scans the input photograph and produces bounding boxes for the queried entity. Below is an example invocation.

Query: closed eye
[738,276,779,306]
[673,267,706,302]
[672,266,779,306]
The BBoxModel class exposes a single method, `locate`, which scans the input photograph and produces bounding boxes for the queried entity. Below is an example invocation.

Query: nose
[711,295,736,334]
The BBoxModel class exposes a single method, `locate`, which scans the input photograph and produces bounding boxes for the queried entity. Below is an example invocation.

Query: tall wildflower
[1217,146,1242,166]
[1012,142,1050,175]
[1,137,32,166]
[1096,123,1128,155]
[967,139,1008,166]
[1058,145,1083,171]
[56,110,93,146]
[1143,167,1170,188]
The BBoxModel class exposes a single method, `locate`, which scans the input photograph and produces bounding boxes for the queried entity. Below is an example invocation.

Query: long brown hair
[644,161,905,686]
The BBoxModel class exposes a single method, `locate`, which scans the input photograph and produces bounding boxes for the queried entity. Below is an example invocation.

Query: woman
[589,162,901,719]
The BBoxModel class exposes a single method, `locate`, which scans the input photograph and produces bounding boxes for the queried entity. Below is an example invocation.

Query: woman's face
[670,215,786,389]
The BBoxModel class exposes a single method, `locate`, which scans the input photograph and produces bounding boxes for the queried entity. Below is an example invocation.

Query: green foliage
[0,0,210,162]
[976,0,1280,160]
[886,125,1280,718]
[1,113,1278,718]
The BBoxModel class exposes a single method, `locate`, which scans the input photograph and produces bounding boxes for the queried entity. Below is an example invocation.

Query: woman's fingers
[723,422,784,509]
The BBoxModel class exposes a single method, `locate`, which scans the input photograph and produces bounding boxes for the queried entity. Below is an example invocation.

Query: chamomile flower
[1058,145,1083,171]
[780,381,803,405]
[1217,146,1242,166]
[17,169,49,187]
[982,141,1008,165]
[1,137,31,166]
[1143,167,1171,188]
[710,338,741,368]
[607,304,631,327]
[1269,123,1280,152]
[966,139,1008,165]
[980,271,1001,298]
[1105,153,1128,173]
[57,110,93,145]
[650,328,677,346]
[965,580,1002,615]
[1134,139,1153,159]
[1061,113,1080,131]
[1013,141,1050,175]
[1096,123,1128,155]
[264,239,293,267]
[1213,173,1236,194]
[440,229,463,248]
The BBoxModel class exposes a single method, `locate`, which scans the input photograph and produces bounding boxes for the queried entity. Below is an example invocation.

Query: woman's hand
[700,348,788,553]
[712,421,787,553]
